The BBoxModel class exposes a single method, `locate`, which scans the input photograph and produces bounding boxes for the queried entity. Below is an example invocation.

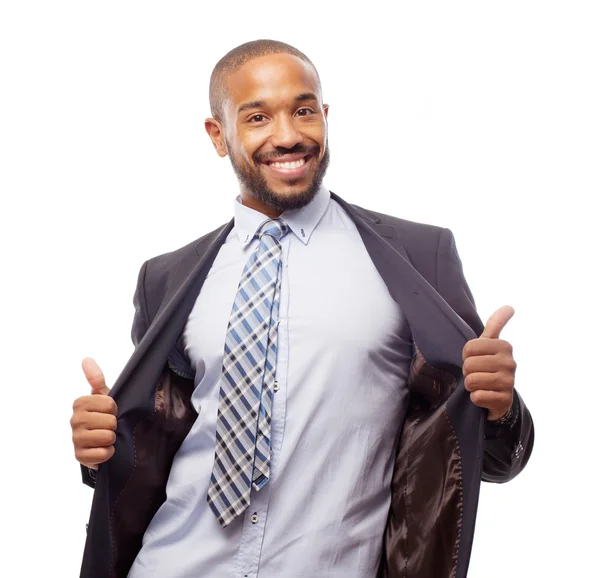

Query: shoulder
[338,195,451,254]
[142,221,232,287]
[333,194,459,291]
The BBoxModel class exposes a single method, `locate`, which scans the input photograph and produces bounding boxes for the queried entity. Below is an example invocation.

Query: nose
[269,115,302,149]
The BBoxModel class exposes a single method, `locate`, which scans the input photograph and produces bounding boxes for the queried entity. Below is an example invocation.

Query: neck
[240,191,282,218]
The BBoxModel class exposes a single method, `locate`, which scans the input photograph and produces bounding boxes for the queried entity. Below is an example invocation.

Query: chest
[184,226,409,367]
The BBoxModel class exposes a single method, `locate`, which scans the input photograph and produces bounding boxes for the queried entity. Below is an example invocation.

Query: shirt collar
[234,185,330,248]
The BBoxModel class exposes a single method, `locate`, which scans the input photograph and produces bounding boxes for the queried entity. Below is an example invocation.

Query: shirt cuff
[81,465,98,487]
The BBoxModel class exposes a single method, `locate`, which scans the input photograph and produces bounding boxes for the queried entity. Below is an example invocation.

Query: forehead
[224,53,321,110]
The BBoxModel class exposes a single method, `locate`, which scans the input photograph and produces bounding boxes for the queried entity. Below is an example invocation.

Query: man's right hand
[71,357,118,470]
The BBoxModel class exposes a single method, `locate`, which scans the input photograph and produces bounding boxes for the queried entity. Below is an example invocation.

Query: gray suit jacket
[80,191,534,578]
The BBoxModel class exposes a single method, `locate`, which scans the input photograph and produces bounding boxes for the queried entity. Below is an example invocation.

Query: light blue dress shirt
[128,186,414,578]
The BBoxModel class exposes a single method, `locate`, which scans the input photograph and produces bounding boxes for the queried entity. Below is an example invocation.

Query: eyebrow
[237,92,319,115]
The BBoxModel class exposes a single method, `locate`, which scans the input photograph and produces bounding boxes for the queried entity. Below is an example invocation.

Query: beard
[226,140,330,213]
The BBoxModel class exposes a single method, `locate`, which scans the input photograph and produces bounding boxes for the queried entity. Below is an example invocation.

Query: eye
[249,114,267,123]
[296,108,314,117]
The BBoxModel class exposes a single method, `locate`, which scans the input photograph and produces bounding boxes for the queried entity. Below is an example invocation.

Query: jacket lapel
[110,219,235,407]
[331,192,477,366]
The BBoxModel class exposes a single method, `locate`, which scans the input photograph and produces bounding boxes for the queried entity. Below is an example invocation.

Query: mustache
[254,144,320,164]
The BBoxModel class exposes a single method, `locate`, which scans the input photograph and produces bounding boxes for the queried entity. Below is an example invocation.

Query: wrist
[488,401,514,424]
[485,394,520,439]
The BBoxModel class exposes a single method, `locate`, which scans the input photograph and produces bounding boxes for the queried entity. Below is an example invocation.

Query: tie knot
[257,219,289,241]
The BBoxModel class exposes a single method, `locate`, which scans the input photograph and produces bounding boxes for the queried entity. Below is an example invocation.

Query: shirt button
[251,513,259,524]
[273,381,279,392]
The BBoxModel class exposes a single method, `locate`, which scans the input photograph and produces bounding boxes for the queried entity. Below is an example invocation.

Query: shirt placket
[235,234,290,578]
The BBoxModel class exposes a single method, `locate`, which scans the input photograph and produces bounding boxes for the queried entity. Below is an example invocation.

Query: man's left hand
[462,305,517,421]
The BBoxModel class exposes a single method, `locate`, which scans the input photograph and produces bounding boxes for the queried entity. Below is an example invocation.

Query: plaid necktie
[208,218,289,528]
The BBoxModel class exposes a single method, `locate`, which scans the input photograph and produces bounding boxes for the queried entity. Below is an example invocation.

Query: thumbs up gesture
[70,357,118,469]
[462,306,517,421]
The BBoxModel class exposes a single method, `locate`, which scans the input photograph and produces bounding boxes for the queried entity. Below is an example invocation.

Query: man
[71,40,534,578]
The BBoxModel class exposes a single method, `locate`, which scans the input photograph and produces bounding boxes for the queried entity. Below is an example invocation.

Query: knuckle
[72,396,86,411]
[463,341,474,359]
[70,412,87,429]
[102,397,118,415]
[101,446,115,462]
[98,430,116,446]
[464,375,474,392]
[73,409,90,427]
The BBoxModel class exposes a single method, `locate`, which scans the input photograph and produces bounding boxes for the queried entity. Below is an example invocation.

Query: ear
[323,104,329,120]
[205,118,228,157]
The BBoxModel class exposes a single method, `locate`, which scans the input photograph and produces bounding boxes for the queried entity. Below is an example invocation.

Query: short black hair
[209,39,320,123]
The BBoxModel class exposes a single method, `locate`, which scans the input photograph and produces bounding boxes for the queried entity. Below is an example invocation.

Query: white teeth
[269,158,306,169]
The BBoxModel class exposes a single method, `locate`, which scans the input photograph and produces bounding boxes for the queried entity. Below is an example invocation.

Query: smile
[261,155,313,179]
[268,157,307,169]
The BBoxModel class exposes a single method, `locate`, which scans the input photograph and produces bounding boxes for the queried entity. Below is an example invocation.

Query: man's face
[207,53,330,214]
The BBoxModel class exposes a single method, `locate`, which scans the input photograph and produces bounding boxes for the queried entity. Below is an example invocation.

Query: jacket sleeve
[130,260,151,348]
[80,260,151,489]
[435,228,534,483]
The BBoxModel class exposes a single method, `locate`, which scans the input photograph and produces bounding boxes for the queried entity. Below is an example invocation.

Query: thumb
[82,357,111,395]
[481,305,515,339]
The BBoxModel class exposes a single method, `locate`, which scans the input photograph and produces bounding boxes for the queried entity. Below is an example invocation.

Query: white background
[1,1,598,576]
